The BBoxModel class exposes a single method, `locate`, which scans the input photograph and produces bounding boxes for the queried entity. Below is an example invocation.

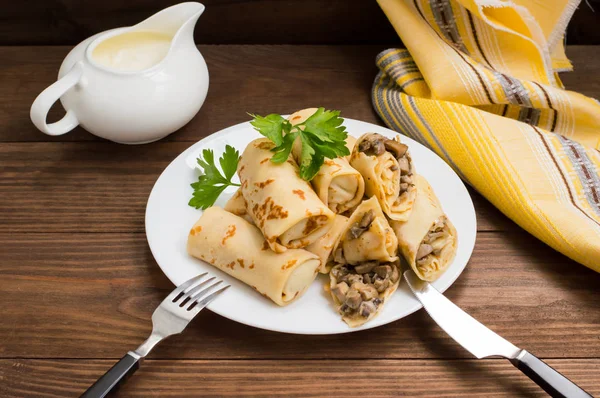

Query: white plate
[146,118,477,334]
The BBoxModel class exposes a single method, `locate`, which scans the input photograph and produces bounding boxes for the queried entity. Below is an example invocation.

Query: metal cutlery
[81,273,229,398]
[404,271,592,398]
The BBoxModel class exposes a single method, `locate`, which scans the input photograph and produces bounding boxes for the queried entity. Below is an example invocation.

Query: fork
[81,273,229,398]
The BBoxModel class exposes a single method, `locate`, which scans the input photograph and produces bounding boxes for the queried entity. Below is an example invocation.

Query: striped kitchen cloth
[373,0,600,272]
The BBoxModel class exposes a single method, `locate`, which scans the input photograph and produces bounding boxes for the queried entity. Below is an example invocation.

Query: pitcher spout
[132,2,204,48]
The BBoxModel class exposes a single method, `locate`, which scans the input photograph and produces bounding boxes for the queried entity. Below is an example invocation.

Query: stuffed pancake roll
[223,188,253,223]
[329,259,400,327]
[187,207,321,306]
[311,159,365,214]
[350,133,417,221]
[391,175,457,282]
[305,214,349,273]
[333,196,398,265]
[287,109,365,214]
[238,138,335,253]
[325,197,400,327]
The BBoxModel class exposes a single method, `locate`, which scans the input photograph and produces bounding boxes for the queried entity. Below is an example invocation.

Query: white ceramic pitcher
[30,2,209,144]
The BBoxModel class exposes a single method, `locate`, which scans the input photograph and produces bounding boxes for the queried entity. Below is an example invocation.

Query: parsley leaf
[188,145,240,210]
[248,113,288,146]
[270,130,298,164]
[303,108,348,144]
[298,133,324,180]
[219,144,239,180]
[249,107,349,181]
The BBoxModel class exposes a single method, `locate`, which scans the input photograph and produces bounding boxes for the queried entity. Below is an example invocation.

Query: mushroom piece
[363,273,372,284]
[398,157,410,175]
[358,139,370,153]
[358,135,386,156]
[339,303,352,314]
[374,265,392,279]
[400,175,412,184]
[344,289,363,310]
[345,273,364,286]
[416,243,434,259]
[331,282,349,303]
[334,247,345,264]
[348,225,367,239]
[373,278,390,293]
[383,139,408,159]
[358,210,375,229]
[331,265,348,280]
[370,140,386,156]
[347,210,375,240]
[354,261,377,274]
[359,300,378,318]
[424,231,447,243]
[358,284,379,301]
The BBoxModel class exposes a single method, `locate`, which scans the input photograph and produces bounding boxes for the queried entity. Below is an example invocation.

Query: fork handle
[80,352,140,398]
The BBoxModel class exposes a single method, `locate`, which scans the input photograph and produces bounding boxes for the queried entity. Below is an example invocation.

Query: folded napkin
[373,0,600,272]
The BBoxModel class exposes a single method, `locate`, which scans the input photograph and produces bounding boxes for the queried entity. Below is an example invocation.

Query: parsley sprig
[188,145,240,210]
[250,108,349,180]
[188,109,349,210]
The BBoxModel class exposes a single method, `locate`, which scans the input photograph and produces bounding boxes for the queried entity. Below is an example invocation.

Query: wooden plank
[0,0,399,46]
[3,45,600,143]
[562,45,600,96]
[1,231,599,360]
[1,359,598,397]
[1,0,598,45]
[0,142,512,232]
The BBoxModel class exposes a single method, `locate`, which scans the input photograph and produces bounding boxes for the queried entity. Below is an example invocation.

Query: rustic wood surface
[0,45,599,397]
[1,359,599,397]
[1,0,599,45]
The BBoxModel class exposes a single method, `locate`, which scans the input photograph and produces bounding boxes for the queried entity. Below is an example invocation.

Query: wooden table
[1,44,599,397]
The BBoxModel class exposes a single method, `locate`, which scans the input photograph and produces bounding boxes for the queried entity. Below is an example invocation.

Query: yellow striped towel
[373,0,600,272]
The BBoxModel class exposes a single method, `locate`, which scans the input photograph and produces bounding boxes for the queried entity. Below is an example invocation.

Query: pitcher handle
[30,61,83,136]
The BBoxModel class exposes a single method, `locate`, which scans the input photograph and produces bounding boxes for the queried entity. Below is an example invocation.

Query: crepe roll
[226,189,347,274]
[329,259,400,327]
[287,108,365,214]
[312,159,365,214]
[305,214,349,273]
[238,138,335,253]
[350,133,417,221]
[224,188,253,223]
[187,207,320,306]
[333,196,398,265]
[391,175,457,282]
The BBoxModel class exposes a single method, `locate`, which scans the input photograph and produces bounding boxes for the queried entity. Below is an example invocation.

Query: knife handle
[510,350,592,398]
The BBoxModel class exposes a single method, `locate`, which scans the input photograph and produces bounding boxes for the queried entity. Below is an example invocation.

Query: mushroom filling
[358,134,414,198]
[330,261,400,319]
[415,216,451,269]
[347,209,375,240]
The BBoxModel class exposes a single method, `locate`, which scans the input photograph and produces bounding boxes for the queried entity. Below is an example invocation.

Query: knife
[404,271,592,398]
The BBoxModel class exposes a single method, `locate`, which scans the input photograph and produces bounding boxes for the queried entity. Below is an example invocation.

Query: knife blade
[404,270,592,398]
[404,270,520,359]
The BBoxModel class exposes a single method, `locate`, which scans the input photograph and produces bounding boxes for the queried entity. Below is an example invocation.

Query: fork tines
[169,273,229,312]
